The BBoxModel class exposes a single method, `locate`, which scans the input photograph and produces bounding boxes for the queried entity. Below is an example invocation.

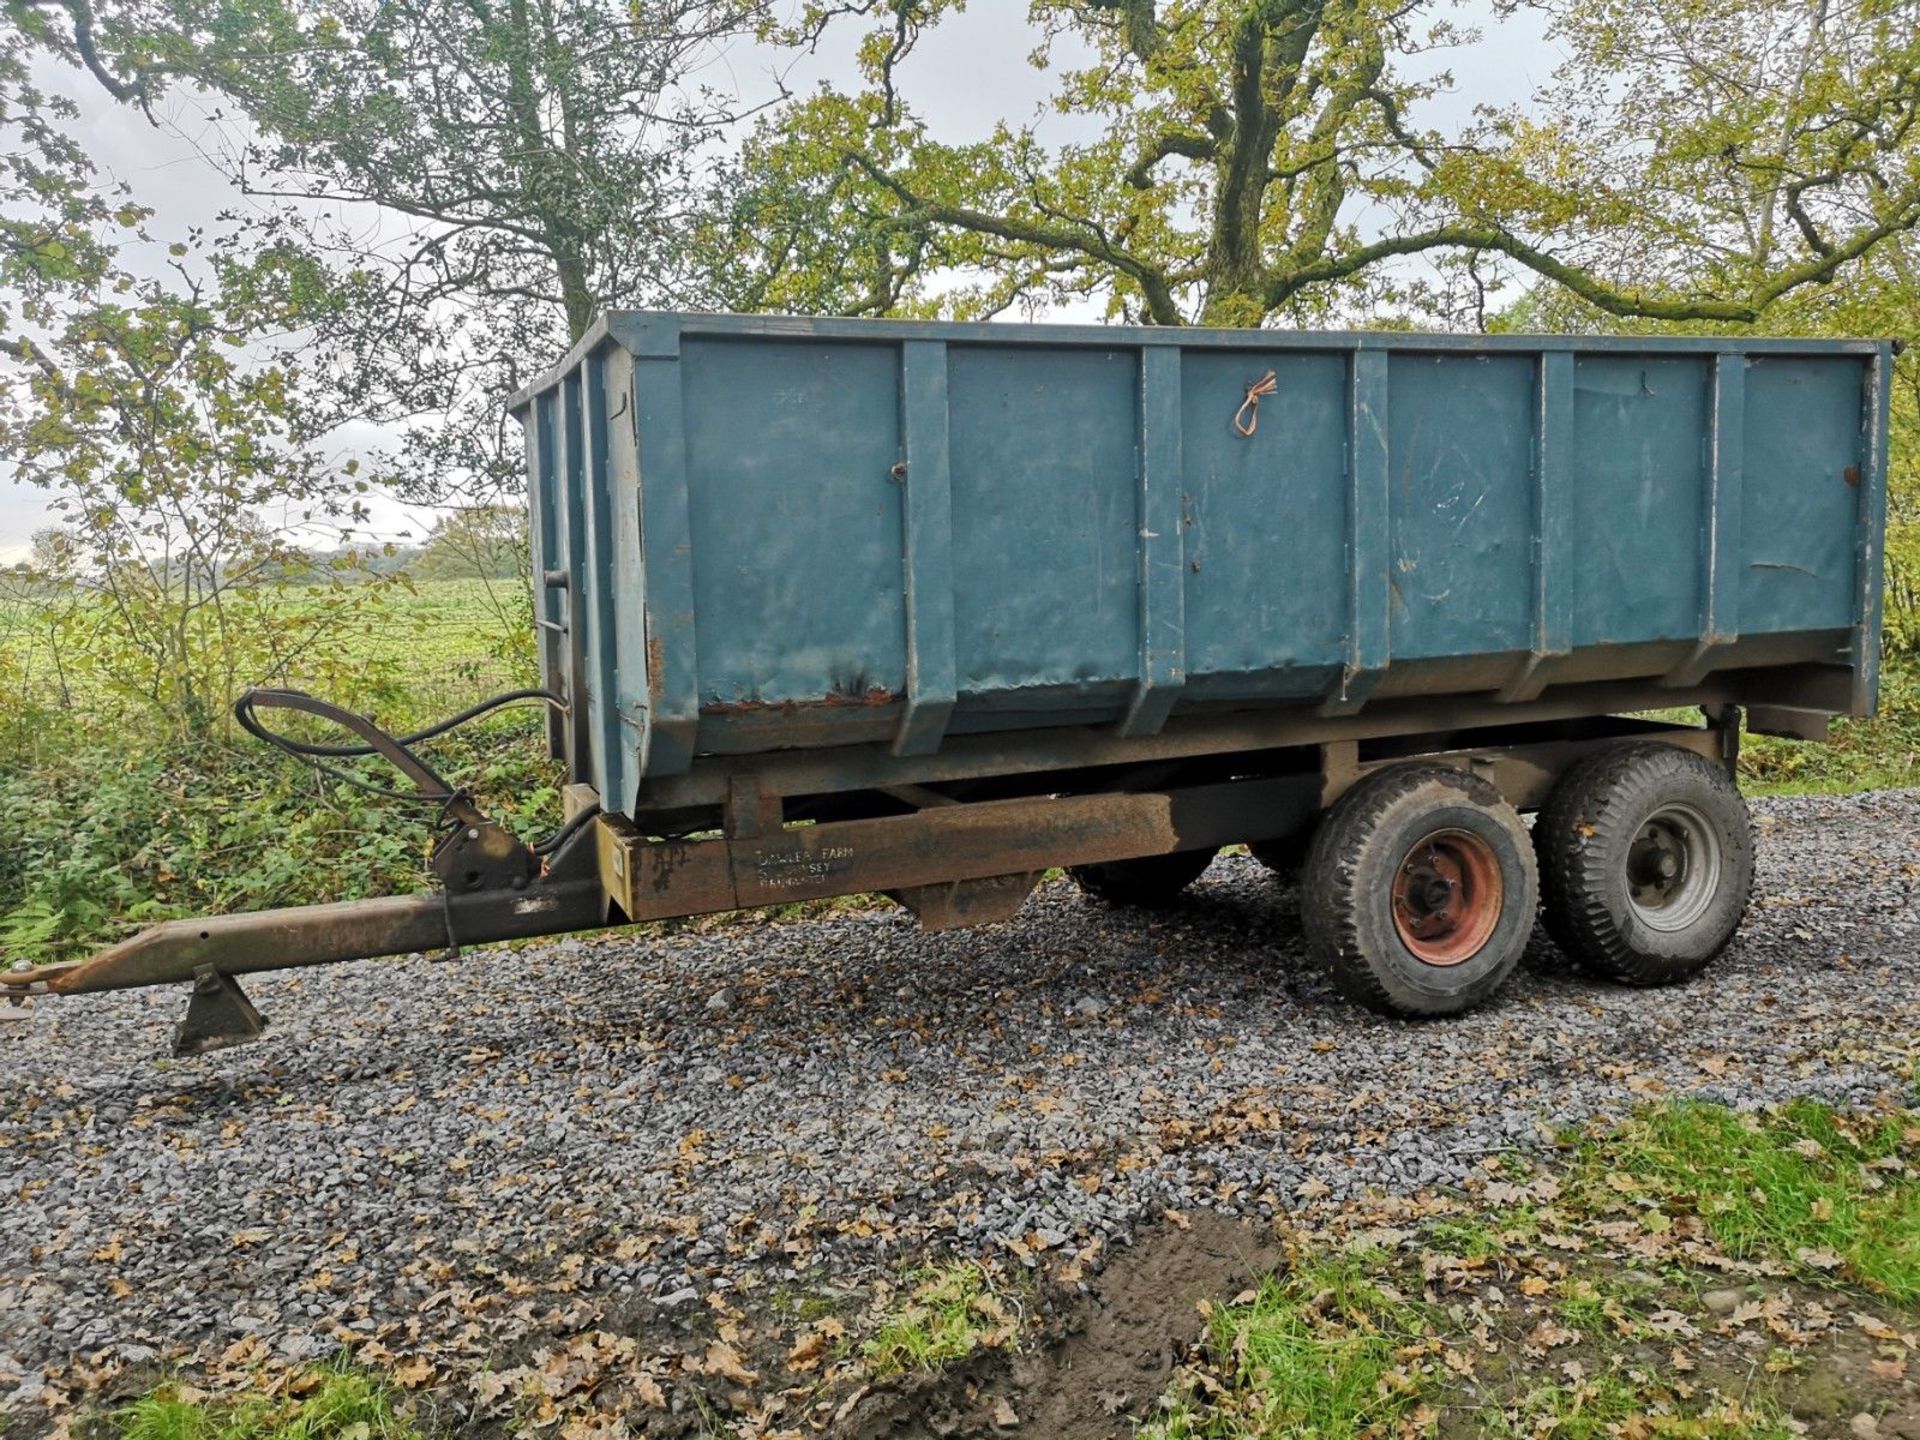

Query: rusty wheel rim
[1391,828,1504,966]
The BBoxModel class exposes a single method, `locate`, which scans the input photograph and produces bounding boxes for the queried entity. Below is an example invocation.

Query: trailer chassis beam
[0,713,1735,1054]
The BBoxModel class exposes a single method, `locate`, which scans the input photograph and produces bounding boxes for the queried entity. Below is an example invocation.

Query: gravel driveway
[3,789,1917,1429]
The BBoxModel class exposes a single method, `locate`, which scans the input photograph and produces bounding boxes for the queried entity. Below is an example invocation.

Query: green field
[0,574,535,722]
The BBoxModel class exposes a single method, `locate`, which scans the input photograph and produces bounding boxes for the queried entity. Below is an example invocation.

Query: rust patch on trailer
[1844,464,1861,488]
[646,630,666,699]
[701,686,902,717]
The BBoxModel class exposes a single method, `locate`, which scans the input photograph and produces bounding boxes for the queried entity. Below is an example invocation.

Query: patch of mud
[842,1211,1280,1438]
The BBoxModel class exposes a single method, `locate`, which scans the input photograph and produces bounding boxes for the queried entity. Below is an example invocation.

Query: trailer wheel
[1534,743,1753,986]
[1302,765,1536,1017]
[1070,848,1216,906]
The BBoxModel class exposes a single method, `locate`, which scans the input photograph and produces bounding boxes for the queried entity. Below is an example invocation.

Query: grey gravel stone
[1,790,1916,1383]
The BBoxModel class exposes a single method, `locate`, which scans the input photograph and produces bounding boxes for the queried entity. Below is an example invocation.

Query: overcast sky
[0,3,1556,563]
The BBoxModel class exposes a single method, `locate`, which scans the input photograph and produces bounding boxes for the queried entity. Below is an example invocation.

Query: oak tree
[724,0,1920,328]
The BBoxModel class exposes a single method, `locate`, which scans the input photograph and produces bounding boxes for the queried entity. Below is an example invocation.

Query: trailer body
[514,313,1890,819]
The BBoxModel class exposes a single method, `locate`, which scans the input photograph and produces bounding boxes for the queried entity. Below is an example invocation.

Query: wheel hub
[1391,828,1504,967]
[1625,803,1722,932]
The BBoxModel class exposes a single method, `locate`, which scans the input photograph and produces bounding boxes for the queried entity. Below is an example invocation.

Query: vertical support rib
[1852,343,1893,717]
[601,346,653,804]
[1664,352,1745,688]
[1118,344,1187,737]
[894,340,958,757]
[1499,349,1576,703]
[558,369,593,780]
[631,320,701,776]
[1323,347,1391,717]
[527,392,567,759]
[580,347,626,809]
[1704,353,1745,645]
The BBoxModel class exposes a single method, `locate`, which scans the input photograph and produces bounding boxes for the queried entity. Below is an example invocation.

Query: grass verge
[1147,1097,1919,1438]
[1571,1099,1920,1305]
[1140,1254,1437,1438]
[112,1368,417,1440]
[862,1262,1019,1378]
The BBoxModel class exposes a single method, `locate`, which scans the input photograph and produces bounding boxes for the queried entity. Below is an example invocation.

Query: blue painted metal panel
[1855,350,1894,715]
[555,375,592,775]
[1329,349,1393,715]
[579,350,622,804]
[524,392,566,759]
[1740,357,1862,635]
[630,324,699,778]
[1178,350,1347,689]
[946,345,1140,696]
[601,348,650,809]
[1569,356,1710,647]
[509,313,1891,813]
[1498,351,1576,704]
[681,336,906,707]
[1387,354,1535,661]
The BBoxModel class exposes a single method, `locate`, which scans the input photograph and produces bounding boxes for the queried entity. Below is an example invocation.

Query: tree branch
[1266,189,1920,320]
[1124,129,1217,189]
[843,150,1184,324]
[23,0,159,111]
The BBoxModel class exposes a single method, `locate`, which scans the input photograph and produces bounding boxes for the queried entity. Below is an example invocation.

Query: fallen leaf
[471,1372,510,1407]
[704,1342,756,1386]
[1852,1313,1901,1342]
[786,1332,829,1373]
[1795,1246,1845,1272]
[1527,1319,1579,1349]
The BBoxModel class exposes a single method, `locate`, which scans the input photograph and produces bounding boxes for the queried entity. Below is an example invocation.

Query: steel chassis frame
[3,689,1749,1053]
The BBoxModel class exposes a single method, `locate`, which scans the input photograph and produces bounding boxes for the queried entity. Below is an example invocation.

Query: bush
[0,720,562,964]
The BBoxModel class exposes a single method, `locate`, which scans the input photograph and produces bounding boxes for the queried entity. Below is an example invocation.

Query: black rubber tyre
[1534,742,1753,987]
[1301,765,1537,1017]
[1070,848,1216,906]
[1248,827,1313,880]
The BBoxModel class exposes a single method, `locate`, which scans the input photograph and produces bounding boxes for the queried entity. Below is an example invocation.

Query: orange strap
[1234,369,1279,437]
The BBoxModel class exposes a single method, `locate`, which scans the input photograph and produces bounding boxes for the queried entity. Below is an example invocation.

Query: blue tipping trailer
[517,313,1890,817]
[8,313,1894,1046]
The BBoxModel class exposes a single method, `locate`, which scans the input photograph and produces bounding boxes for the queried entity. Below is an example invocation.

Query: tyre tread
[1535,742,1752,986]
[1302,765,1534,1017]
